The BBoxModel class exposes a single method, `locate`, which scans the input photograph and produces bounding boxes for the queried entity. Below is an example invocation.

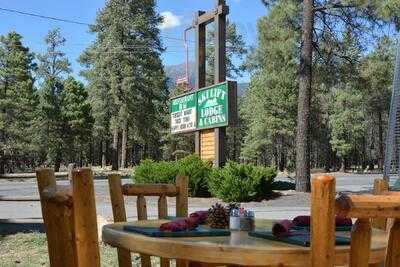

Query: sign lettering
[170,81,234,134]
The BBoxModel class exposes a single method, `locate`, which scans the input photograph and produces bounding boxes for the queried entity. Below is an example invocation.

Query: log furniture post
[372,178,390,230]
[108,173,132,267]
[36,168,100,267]
[107,174,189,267]
[312,174,400,267]
[311,175,335,267]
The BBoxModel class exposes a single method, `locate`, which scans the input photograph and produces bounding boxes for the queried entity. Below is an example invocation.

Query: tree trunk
[89,140,93,165]
[378,111,384,171]
[121,121,128,168]
[295,0,314,192]
[1,80,7,175]
[0,155,5,175]
[101,140,107,168]
[340,159,346,172]
[54,152,62,172]
[112,129,119,170]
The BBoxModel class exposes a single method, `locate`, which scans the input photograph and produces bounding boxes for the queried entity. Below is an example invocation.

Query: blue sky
[0,0,266,83]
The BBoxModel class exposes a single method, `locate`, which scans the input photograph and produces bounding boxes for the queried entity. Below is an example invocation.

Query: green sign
[197,82,228,129]
[170,81,235,134]
[170,93,197,134]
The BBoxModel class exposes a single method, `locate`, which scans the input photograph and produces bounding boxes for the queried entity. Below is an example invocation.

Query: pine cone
[207,203,229,229]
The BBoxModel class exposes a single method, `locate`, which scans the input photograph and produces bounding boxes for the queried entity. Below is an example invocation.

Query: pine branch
[314,3,357,12]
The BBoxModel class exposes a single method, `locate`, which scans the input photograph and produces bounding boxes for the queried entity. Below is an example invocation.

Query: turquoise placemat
[248,231,350,247]
[292,225,352,232]
[123,225,230,237]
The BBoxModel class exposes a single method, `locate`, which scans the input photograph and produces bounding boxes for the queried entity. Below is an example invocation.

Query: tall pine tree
[36,28,71,171]
[0,31,36,173]
[241,0,300,169]
[80,0,167,169]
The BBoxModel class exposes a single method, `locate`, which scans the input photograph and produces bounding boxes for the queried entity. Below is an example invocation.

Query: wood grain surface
[102,219,388,266]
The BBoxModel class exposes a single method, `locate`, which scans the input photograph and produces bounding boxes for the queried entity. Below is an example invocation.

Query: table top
[102,219,388,266]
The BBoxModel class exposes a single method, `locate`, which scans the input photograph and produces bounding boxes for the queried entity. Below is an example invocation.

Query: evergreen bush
[177,155,212,197]
[133,159,178,184]
[132,155,212,197]
[207,162,276,202]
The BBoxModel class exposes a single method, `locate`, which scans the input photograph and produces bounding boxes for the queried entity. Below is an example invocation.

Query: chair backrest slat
[36,168,100,267]
[123,184,178,196]
[108,174,189,267]
[108,173,127,222]
[137,195,148,220]
[176,175,188,217]
[158,195,168,219]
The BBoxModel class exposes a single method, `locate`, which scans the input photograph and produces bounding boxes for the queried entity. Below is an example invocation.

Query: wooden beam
[41,185,73,205]
[228,81,238,127]
[195,11,206,90]
[336,193,400,218]
[213,1,227,167]
[195,5,229,26]
[122,184,179,197]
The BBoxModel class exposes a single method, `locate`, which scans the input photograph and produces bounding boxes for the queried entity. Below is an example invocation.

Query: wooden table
[102,220,388,266]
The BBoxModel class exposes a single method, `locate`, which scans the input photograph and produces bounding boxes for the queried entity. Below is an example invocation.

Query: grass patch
[0,232,165,267]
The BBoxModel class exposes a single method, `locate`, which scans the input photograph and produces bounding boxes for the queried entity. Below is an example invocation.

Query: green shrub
[207,162,277,202]
[177,155,212,197]
[133,159,178,184]
[132,155,212,197]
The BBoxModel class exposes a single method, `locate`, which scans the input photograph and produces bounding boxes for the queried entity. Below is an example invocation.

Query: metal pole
[183,26,194,91]
[194,11,206,156]
[384,39,400,182]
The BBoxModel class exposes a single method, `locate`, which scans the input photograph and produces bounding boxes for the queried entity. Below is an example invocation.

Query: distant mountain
[164,62,248,97]
[164,61,196,89]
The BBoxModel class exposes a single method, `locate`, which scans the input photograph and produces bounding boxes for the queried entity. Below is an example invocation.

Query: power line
[0,7,90,26]
[0,7,196,43]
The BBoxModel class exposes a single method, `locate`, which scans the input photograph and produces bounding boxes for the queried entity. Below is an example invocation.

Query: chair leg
[117,248,132,267]
[140,254,151,267]
[176,259,189,267]
[385,219,400,267]
[160,257,170,267]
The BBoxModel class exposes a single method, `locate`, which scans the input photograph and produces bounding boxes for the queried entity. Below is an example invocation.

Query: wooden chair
[108,174,188,267]
[372,178,390,230]
[36,168,100,267]
[311,175,400,267]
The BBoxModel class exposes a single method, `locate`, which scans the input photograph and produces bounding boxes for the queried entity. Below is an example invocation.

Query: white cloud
[160,11,182,30]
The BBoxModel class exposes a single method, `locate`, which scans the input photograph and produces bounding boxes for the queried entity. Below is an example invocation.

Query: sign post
[197,0,229,167]
[170,0,234,167]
